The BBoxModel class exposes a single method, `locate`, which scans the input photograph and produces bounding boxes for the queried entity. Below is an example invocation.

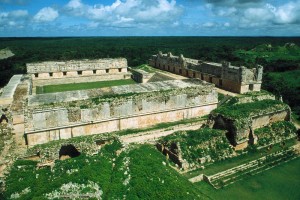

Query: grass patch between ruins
[36,79,136,94]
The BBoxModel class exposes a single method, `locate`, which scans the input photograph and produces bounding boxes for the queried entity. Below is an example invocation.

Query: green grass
[195,156,300,200]
[214,100,288,120]
[134,64,157,73]
[4,143,209,200]
[107,145,209,199]
[36,79,136,94]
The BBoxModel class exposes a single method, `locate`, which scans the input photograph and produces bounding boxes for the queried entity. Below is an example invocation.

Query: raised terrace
[25,79,218,146]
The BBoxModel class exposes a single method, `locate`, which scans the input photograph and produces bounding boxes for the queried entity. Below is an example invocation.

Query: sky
[0,0,300,37]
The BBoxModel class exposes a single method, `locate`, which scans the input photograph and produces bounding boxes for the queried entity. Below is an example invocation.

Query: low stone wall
[0,75,23,105]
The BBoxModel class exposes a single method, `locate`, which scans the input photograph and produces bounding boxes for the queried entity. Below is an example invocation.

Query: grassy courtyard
[36,79,136,94]
[196,156,300,200]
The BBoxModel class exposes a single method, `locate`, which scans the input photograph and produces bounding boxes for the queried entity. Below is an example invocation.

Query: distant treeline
[0,37,300,87]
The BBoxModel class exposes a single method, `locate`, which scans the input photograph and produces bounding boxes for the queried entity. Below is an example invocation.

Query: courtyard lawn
[36,79,136,94]
[196,156,300,200]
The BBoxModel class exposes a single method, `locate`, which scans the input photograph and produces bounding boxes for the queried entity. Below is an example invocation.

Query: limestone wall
[251,109,290,129]
[27,58,129,86]
[25,104,217,146]
[149,52,263,94]
[0,75,23,105]
[131,69,155,83]
[25,79,218,146]
[27,58,127,73]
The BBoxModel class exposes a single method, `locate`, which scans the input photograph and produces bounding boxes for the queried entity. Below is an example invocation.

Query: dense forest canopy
[0,37,299,118]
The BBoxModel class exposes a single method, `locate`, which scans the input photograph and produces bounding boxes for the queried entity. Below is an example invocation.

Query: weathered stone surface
[149,52,263,94]
[60,128,72,139]
[27,58,127,73]
[212,108,290,148]
[0,75,23,105]
[12,114,24,125]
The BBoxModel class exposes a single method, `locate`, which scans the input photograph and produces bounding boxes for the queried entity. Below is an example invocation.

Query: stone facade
[0,55,273,150]
[149,52,263,94]
[24,79,218,146]
[27,58,131,92]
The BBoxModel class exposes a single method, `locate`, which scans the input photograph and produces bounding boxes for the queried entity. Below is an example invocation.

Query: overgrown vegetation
[4,141,121,200]
[212,99,289,129]
[4,143,209,199]
[0,124,12,155]
[255,121,297,146]
[107,145,208,199]
[160,128,234,168]
[213,99,288,118]
[36,79,136,94]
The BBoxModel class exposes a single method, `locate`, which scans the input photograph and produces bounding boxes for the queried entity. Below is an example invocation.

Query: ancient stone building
[0,57,220,147]
[27,58,130,93]
[149,52,263,94]
[25,79,217,146]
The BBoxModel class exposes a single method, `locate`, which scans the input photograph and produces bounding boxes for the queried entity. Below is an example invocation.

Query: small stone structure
[131,69,155,83]
[149,52,263,94]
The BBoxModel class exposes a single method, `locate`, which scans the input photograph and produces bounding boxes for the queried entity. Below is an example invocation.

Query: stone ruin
[149,51,263,94]
[0,57,219,148]
[0,54,293,154]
